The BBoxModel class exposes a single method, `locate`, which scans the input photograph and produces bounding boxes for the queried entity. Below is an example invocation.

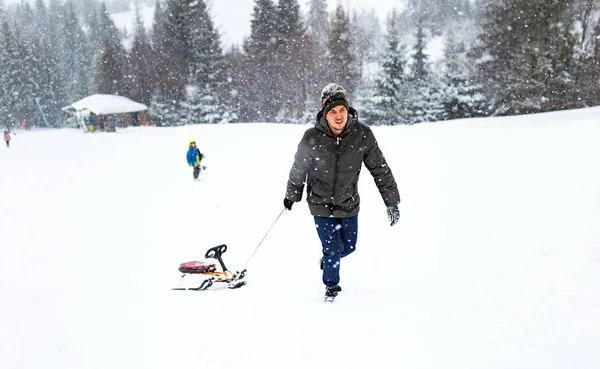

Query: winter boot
[325,285,342,297]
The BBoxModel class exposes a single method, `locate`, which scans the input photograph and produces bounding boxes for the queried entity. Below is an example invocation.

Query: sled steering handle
[205,244,227,259]
[205,244,228,271]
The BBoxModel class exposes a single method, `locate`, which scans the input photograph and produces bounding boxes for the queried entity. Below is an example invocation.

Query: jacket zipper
[331,136,341,205]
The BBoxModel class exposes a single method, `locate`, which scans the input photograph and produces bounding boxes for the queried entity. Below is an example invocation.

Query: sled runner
[172,244,246,291]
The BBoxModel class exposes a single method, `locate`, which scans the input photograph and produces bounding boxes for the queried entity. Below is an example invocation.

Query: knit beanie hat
[321,83,348,116]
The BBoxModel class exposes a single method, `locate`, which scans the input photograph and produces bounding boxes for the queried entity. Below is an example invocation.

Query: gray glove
[387,205,400,226]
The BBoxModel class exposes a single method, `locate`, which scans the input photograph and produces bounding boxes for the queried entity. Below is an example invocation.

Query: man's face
[325,105,348,136]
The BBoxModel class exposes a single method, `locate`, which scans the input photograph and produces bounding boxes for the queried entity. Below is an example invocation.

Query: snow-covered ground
[1,108,599,369]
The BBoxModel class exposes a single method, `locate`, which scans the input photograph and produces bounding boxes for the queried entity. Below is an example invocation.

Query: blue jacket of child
[187,147,202,167]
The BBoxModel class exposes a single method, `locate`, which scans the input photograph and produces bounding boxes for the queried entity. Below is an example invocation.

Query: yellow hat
[189,140,196,145]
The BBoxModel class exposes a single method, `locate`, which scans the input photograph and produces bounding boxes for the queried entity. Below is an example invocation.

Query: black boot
[325,285,342,297]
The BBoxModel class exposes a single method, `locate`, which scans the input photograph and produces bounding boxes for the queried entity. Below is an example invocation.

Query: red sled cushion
[179,261,217,273]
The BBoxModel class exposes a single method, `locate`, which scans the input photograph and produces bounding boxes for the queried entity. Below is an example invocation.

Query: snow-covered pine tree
[96,37,124,95]
[412,18,428,83]
[301,0,330,118]
[88,2,121,53]
[244,0,278,56]
[350,9,383,74]
[186,0,221,89]
[404,18,444,124]
[15,1,34,40]
[127,2,153,106]
[240,0,279,122]
[541,9,577,112]
[71,0,97,21]
[587,15,600,106]
[290,30,328,123]
[20,33,45,127]
[592,20,600,106]
[0,21,38,127]
[327,4,359,94]
[274,0,302,49]
[473,0,577,115]
[404,0,470,36]
[306,0,328,43]
[147,0,176,125]
[90,2,126,96]
[219,47,241,122]
[273,0,310,122]
[439,23,485,120]
[0,0,5,22]
[180,0,233,124]
[46,0,69,97]
[0,18,12,129]
[59,2,92,103]
[365,9,409,125]
[32,0,62,126]
[149,0,188,125]
[3,2,50,127]
[570,0,600,107]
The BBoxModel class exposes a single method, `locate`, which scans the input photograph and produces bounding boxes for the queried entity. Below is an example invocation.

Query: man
[186,140,204,180]
[283,83,400,301]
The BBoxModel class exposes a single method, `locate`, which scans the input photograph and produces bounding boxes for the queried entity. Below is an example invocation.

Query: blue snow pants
[314,215,358,287]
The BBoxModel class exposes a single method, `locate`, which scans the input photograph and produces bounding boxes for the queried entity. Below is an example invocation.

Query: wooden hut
[62,94,148,132]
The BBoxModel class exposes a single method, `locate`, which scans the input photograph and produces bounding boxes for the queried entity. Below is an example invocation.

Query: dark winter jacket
[285,107,400,217]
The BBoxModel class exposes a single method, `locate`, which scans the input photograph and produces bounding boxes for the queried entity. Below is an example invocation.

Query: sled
[172,244,246,291]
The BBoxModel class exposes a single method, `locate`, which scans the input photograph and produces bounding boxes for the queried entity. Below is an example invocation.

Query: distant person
[97,115,105,131]
[186,140,205,181]
[81,117,89,132]
[4,130,11,148]
[283,83,400,301]
[108,115,117,132]
[88,116,95,133]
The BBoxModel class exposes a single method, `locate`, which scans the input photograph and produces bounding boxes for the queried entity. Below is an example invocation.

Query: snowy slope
[1,108,599,369]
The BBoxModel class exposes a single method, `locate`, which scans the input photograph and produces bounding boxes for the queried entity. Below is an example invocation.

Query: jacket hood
[315,106,359,137]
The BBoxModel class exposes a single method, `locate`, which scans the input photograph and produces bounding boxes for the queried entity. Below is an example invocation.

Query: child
[186,140,204,180]
[3,130,10,148]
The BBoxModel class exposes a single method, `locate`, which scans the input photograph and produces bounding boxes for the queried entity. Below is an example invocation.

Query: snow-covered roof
[62,94,147,115]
